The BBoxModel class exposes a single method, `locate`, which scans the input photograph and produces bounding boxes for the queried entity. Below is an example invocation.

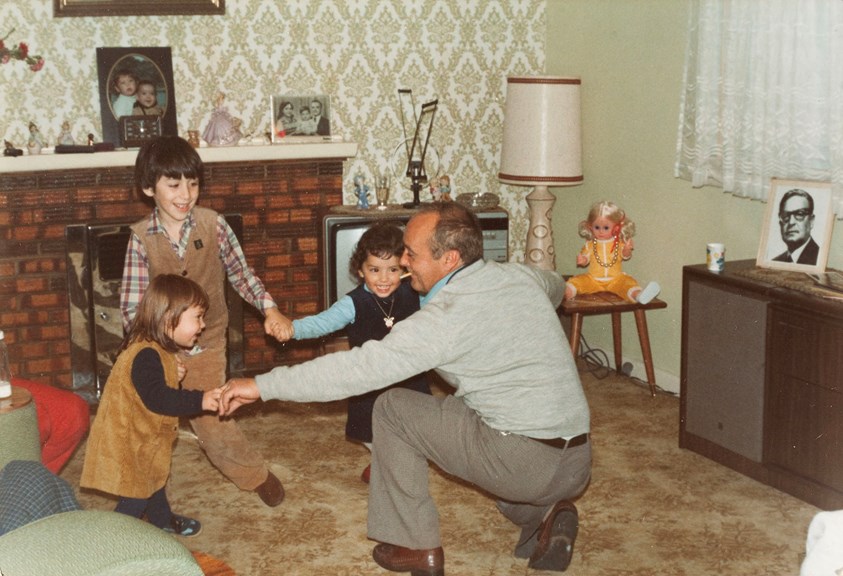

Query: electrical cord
[575,333,677,397]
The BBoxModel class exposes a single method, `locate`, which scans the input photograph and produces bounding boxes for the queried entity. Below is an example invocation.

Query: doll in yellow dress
[564,200,660,304]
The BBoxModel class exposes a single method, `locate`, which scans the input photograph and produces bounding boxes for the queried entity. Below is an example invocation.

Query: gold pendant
[384,317,394,328]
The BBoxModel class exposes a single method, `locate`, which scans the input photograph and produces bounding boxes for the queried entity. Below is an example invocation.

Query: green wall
[546,0,843,393]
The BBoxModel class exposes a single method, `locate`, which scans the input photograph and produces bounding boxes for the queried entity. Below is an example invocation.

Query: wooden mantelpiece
[0,142,357,391]
[0,141,358,173]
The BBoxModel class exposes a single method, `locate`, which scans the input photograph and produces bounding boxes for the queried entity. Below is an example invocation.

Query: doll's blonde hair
[577,200,636,242]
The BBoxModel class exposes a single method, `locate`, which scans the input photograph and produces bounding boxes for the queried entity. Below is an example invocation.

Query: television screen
[322,210,508,309]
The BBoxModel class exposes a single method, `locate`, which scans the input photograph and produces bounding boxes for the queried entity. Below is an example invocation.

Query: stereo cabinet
[681,259,843,509]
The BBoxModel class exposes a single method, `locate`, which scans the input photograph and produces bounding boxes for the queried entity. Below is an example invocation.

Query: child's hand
[264,307,294,342]
[176,356,187,382]
[202,387,221,412]
[576,253,589,267]
[218,378,260,416]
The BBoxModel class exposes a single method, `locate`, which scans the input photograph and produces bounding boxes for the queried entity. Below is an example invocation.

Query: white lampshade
[498,76,583,270]
[498,76,582,185]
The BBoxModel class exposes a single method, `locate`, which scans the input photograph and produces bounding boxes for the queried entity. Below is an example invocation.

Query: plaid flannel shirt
[120,209,277,330]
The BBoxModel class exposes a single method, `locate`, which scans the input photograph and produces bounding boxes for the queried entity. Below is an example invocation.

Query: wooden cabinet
[681,259,843,509]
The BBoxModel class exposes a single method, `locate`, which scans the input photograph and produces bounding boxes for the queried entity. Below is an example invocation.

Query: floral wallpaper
[0,0,545,260]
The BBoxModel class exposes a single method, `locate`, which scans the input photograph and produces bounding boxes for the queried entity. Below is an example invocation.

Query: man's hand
[264,307,294,342]
[219,378,261,416]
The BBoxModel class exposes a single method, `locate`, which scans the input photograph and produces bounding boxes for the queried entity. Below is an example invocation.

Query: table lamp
[498,76,583,270]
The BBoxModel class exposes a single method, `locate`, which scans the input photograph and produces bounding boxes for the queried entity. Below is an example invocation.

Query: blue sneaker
[164,514,202,537]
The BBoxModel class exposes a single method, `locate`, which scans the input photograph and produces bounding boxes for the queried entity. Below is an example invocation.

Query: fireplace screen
[66,215,244,403]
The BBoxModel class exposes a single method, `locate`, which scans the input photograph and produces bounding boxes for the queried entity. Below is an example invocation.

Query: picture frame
[270,94,332,143]
[55,0,223,18]
[756,178,835,274]
[96,47,178,147]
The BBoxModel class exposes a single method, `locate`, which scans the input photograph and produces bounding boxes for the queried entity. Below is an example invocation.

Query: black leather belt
[532,433,590,450]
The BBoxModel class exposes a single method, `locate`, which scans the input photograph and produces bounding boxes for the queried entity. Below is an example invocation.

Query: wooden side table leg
[633,309,657,396]
[569,313,583,358]
[611,311,623,374]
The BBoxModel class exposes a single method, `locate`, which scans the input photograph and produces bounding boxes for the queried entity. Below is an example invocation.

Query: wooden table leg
[611,311,623,374]
[569,313,583,358]
[633,309,657,396]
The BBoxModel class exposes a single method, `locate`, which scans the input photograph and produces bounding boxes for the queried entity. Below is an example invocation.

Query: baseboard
[623,358,679,396]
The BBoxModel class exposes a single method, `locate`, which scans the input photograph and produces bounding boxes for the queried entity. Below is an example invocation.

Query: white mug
[706,243,725,272]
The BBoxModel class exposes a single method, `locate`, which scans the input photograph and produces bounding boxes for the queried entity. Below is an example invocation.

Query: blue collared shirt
[420,268,461,307]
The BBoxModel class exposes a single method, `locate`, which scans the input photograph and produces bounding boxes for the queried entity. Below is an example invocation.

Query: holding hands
[264,307,294,342]
[202,387,222,412]
[218,378,261,416]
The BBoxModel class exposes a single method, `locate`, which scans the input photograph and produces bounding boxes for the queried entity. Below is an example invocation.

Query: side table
[559,292,667,396]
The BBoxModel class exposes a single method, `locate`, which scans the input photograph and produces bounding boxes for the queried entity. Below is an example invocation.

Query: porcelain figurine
[3,140,23,157]
[202,92,242,147]
[355,175,370,210]
[58,121,75,146]
[27,122,44,155]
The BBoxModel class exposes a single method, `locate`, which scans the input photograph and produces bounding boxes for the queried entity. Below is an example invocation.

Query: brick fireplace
[0,143,356,393]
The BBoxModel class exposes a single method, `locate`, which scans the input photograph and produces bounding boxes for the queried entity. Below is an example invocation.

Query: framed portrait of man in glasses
[757,179,835,274]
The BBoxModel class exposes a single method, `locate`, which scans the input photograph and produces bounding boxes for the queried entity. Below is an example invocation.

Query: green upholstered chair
[0,387,41,470]
[0,510,203,576]
[0,386,202,576]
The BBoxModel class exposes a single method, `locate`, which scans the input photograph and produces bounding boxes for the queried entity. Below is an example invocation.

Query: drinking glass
[375,173,391,209]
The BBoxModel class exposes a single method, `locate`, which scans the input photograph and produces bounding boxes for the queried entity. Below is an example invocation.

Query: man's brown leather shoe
[254,471,285,507]
[528,500,578,572]
[372,543,444,576]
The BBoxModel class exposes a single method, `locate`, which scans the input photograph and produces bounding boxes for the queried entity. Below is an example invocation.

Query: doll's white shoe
[636,282,661,305]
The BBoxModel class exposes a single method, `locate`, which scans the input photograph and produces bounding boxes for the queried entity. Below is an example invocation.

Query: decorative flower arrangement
[1,29,44,72]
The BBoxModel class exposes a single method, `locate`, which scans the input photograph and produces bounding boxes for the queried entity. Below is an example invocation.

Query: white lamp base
[525,185,556,270]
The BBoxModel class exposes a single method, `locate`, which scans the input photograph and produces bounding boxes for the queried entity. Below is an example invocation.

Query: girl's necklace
[592,239,620,268]
[373,295,396,328]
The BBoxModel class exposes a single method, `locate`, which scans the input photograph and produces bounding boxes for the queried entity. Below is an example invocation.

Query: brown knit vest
[130,206,228,352]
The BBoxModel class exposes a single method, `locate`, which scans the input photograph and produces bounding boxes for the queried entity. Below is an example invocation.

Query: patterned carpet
[61,369,818,575]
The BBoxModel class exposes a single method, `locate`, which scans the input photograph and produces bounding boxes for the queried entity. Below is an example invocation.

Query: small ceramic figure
[355,175,370,210]
[438,174,452,202]
[3,140,23,157]
[187,130,201,148]
[564,200,661,304]
[429,176,442,202]
[27,122,44,155]
[58,121,75,146]
[202,92,242,147]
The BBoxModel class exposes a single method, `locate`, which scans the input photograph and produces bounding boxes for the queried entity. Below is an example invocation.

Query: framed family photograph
[270,94,332,142]
[96,47,178,147]
[756,178,835,274]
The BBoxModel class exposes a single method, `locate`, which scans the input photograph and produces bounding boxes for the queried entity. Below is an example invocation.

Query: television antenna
[390,89,439,208]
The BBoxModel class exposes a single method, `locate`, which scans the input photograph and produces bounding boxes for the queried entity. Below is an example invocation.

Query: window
[675,0,843,218]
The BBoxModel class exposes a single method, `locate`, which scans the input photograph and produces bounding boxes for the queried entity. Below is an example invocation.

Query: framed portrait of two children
[96,47,178,147]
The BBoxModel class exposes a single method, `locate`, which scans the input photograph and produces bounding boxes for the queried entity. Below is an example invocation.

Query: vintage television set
[321,208,509,309]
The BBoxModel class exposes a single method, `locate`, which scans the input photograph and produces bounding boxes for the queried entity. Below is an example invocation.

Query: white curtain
[675,0,843,218]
